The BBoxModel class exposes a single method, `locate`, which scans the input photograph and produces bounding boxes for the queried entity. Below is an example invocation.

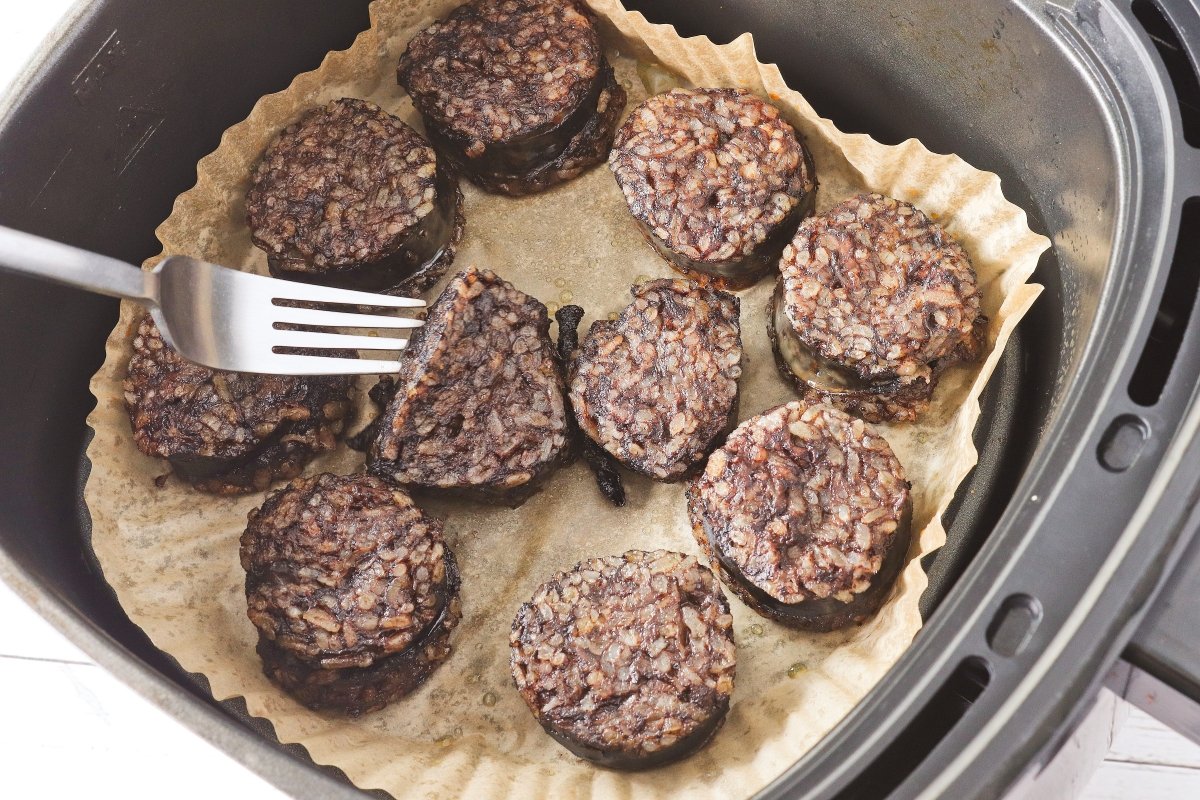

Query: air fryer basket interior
[2,1,1198,798]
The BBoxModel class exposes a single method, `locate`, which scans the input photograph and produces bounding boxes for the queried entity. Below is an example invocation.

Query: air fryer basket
[2,1,1200,797]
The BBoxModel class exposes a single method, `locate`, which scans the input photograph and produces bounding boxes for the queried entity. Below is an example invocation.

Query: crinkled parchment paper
[83,1,1048,797]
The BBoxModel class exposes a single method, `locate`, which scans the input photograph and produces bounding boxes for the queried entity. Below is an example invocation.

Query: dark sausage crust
[241,473,461,715]
[772,193,985,422]
[425,64,627,197]
[687,402,911,632]
[246,98,463,295]
[397,0,626,195]
[556,304,627,506]
[609,88,816,290]
[255,612,458,715]
[768,280,941,423]
[510,550,736,769]
[368,267,572,506]
[569,279,742,482]
[123,316,351,495]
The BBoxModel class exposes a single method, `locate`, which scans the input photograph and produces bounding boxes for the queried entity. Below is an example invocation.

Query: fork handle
[0,225,158,304]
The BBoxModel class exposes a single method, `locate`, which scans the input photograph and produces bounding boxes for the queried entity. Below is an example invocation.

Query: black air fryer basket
[3,1,1200,797]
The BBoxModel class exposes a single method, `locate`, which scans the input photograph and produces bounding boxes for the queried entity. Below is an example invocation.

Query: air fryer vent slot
[1128,198,1200,406]
[1133,0,1200,145]
[831,657,991,799]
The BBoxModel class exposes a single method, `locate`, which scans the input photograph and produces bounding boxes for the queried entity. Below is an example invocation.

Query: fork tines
[263,278,426,374]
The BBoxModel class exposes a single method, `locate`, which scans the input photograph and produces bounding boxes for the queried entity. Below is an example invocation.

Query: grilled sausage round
[368,267,572,506]
[398,0,626,196]
[510,550,736,769]
[770,193,984,422]
[241,473,461,715]
[687,402,911,632]
[610,88,816,289]
[246,98,464,295]
[569,278,741,482]
[123,315,351,494]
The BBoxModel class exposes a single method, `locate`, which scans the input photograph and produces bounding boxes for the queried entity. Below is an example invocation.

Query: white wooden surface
[1085,706,1200,798]
[1109,706,1200,770]
[0,581,288,799]
[5,2,1200,799]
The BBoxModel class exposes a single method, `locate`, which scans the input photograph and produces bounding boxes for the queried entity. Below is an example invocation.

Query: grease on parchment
[84,1,1048,798]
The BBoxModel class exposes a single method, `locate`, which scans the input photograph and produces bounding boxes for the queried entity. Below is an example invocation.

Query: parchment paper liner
[83,1,1049,797]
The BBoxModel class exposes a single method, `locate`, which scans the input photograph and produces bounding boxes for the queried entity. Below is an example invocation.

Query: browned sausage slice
[569,278,741,483]
[770,193,985,422]
[123,315,351,495]
[510,550,736,769]
[247,98,464,295]
[398,0,626,196]
[242,473,461,715]
[368,267,572,506]
[688,402,911,632]
[610,88,816,289]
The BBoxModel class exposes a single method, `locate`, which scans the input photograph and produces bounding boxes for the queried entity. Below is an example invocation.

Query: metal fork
[0,225,425,375]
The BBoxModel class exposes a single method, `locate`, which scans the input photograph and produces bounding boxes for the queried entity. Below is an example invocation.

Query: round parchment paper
[85,1,1048,797]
